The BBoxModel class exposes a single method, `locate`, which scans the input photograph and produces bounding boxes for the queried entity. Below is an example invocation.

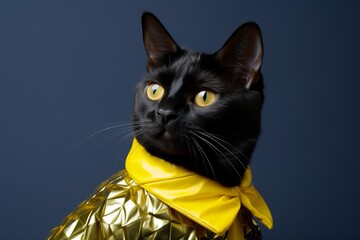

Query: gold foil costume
[49,139,273,240]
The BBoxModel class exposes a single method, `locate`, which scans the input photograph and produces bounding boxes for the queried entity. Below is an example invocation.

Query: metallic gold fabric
[126,139,273,235]
[49,139,271,239]
[48,170,262,240]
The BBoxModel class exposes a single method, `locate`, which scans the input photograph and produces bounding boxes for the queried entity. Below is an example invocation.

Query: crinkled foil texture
[48,170,261,240]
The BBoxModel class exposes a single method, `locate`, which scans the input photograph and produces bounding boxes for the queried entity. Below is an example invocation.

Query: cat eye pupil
[194,90,216,107]
[152,84,160,94]
[146,83,164,101]
[200,91,207,101]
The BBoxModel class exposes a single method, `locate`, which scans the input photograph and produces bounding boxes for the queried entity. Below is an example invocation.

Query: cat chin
[156,141,188,156]
[140,136,188,157]
[154,129,174,141]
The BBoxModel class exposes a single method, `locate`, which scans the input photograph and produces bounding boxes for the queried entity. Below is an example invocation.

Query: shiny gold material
[48,139,272,240]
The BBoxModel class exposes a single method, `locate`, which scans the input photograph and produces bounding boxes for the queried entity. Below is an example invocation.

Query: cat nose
[156,108,178,125]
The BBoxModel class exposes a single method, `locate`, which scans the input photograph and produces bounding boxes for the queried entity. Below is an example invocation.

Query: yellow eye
[194,90,217,107]
[146,83,165,101]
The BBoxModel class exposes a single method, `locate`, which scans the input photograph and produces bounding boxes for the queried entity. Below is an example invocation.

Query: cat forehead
[144,51,226,93]
[169,52,203,73]
[168,53,218,83]
[169,52,220,80]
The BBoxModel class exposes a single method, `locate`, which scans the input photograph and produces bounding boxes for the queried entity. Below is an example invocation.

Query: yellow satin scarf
[126,139,273,239]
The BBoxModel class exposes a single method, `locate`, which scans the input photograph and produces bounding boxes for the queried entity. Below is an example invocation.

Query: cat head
[132,12,264,186]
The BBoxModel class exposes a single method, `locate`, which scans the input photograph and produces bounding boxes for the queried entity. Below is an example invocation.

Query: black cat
[133,12,264,187]
[48,12,271,240]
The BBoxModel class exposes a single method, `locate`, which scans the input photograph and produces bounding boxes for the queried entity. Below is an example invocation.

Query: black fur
[132,12,264,187]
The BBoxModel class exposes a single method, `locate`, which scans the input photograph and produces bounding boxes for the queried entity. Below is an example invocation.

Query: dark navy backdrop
[1,1,359,239]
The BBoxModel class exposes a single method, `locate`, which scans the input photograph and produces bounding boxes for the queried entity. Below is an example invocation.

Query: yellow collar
[126,139,273,236]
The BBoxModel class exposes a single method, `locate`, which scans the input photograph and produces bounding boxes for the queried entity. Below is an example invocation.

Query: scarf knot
[125,139,273,237]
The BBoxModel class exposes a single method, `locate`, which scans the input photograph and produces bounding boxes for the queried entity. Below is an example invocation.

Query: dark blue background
[1,1,359,239]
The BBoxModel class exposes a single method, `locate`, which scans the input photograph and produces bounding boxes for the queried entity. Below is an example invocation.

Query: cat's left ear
[142,12,179,69]
[215,22,263,89]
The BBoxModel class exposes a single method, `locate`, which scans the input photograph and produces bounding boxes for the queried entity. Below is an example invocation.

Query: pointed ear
[142,12,178,69]
[216,22,263,89]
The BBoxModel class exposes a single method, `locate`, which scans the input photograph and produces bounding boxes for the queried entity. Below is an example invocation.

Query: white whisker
[190,134,217,180]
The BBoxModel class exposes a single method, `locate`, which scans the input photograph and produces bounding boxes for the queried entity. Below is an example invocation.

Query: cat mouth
[154,125,176,140]
[150,129,187,155]
[162,131,172,139]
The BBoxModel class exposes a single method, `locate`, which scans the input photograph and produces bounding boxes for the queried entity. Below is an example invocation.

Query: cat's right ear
[142,12,178,70]
[215,22,264,89]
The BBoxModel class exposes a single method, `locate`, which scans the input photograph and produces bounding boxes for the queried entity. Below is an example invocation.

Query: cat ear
[215,22,263,89]
[142,12,178,69]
